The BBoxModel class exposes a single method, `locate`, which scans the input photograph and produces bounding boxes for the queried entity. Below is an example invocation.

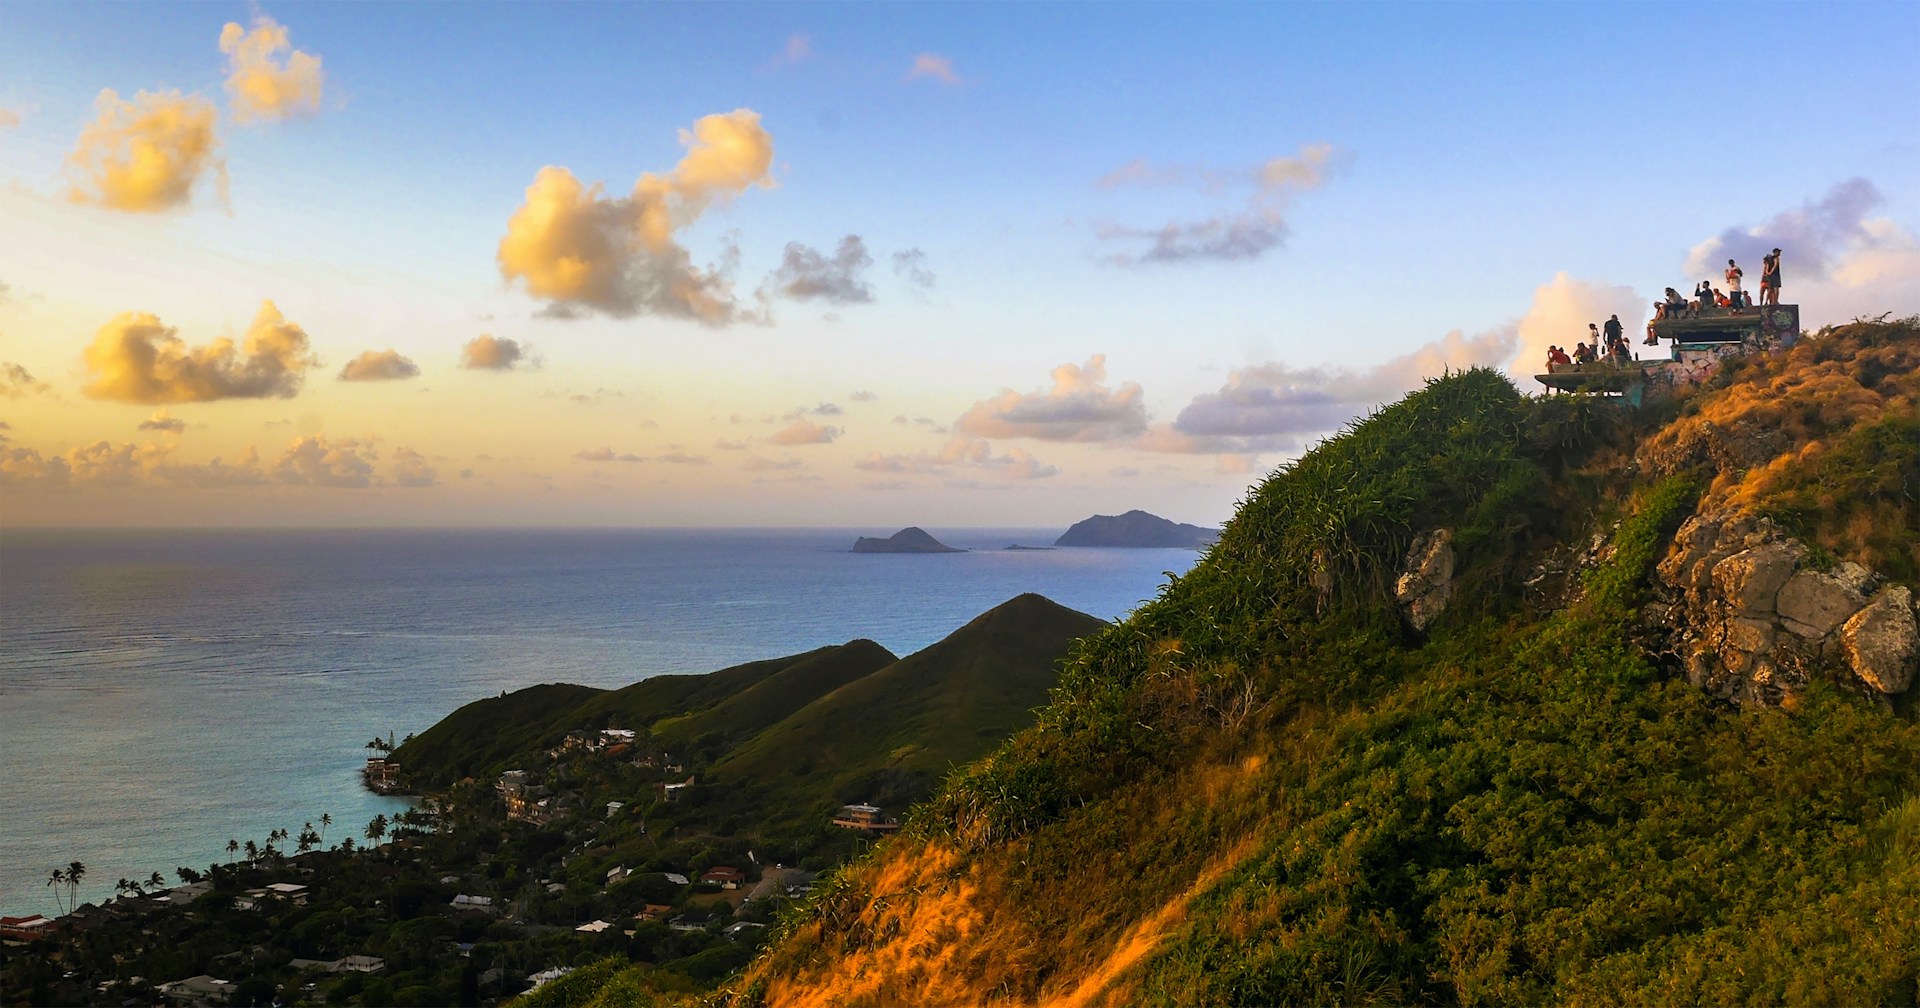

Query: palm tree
[226,838,240,861]
[297,825,319,854]
[244,840,259,862]
[147,871,165,891]
[339,836,356,852]
[48,868,67,914]
[319,812,332,848]
[65,861,86,910]
[364,813,388,846]
[115,878,139,900]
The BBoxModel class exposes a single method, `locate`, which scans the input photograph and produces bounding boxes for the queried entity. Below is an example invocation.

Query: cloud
[2,435,431,490]
[657,451,710,465]
[219,14,325,123]
[338,349,421,382]
[769,418,841,445]
[854,433,1057,481]
[891,248,935,291]
[771,33,812,67]
[849,389,878,402]
[1097,143,1340,266]
[1510,273,1641,381]
[712,438,748,451]
[2,362,50,399]
[810,402,842,416]
[137,409,185,433]
[575,447,643,463]
[906,53,962,85]
[1152,324,1518,454]
[460,335,529,371]
[1682,179,1920,325]
[497,110,775,323]
[82,302,319,403]
[768,235,873,303]
[66,89,225,212]
[957,354,1147,442]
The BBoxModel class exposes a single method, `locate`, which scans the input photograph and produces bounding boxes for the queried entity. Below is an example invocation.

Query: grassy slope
[718,326,1920,1007]
[393,643,896,786]
[712,594,1107,815]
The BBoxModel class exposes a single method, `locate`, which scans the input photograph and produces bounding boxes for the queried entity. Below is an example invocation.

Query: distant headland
[851,527,966,553]
[1054,510,1219,548]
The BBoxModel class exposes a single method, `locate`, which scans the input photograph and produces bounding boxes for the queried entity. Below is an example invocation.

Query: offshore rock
[1395,529,1455,631]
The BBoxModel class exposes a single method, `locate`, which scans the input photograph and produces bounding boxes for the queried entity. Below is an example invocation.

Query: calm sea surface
[0,527,1197,916]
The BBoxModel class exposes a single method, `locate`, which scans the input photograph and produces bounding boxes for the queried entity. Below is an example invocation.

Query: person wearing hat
[1761,248,1782,305]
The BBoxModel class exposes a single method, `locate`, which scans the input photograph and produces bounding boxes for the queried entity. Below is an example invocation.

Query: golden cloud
[66,89,225,212]
[460,334,528,371]
[338,349,420,382]
[497,109,775,323]
[219,15,325,123]
[82,302,319,403]
[1,435,433,490]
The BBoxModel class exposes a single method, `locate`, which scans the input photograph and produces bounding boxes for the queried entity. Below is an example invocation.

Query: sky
[1,2,1916,528]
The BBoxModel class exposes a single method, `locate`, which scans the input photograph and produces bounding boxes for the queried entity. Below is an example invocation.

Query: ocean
[0,527,1199,916]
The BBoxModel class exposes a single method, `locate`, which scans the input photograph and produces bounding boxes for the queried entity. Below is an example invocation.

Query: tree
[340,836,356,852]
[226,838,240,861]
[319,812,333,848]
[65,861,86,910]
[147,871,165,891]
[48,868,67,914]
[298,824,319,854]
[244,840,260,862]
[176,866,203,885]
[365,814,389,846]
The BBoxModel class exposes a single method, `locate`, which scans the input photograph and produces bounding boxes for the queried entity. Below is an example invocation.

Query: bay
[0,527,1197,915]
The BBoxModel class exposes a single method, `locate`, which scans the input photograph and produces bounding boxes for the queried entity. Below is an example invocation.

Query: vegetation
[721,325,1920,1007]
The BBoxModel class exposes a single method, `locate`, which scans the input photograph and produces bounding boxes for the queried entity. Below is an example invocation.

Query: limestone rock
[1775,569,1869,639]
[1842,586,1918,694]
[1395,529,1455,631]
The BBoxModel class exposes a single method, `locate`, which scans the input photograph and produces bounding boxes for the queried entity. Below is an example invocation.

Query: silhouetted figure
[1604,314,1623,347]
[1761,248,1782,305]
[1574,342,1597,365]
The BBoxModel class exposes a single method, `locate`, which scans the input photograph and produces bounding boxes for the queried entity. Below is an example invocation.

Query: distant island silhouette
[1055,510,1219,548]
[851,527,965,553]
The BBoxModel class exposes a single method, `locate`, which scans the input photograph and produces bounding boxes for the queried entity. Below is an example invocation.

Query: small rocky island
[852,527,966,553]
[1055,510,1219,548]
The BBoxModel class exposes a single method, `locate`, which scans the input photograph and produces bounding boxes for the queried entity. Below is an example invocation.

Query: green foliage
[1581,475,1701,611]
[1765,412,1920,581]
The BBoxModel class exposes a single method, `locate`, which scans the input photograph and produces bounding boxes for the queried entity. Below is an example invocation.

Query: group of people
[1652,249,1784,322]
[1545,314,1633,369]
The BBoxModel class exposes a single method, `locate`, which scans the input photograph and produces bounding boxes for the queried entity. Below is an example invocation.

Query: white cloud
[1510,273,1641,381]
[956,354,1146,442]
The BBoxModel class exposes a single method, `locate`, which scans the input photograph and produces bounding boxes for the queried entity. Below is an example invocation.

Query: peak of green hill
[705,318,1920,1007]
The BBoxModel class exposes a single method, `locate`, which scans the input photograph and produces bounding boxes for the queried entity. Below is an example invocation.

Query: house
[497,770,557,824]
[450,894,494,910]
[659,775,696,803]
[606,801,625,818]
[662,872,690,886]
[575,919,613,933]
[700,866,747,887]
[289,955,386,975]
[363,757,401,792]
[831,803,901,832]
[264,882,309,904]
[635,903,673,922]
[163,881,214,906]
[667,915,708,933]
[0,914,53,941]
[158,974,234,1005]
[606,865,629,885]
[525,967,572,992]
[724,921,767,941]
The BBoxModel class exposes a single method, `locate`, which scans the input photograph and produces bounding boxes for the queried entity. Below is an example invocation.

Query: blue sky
[1,2,1916,525]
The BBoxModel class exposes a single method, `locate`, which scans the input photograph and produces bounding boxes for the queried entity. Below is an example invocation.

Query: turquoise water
[0,527,1197,916]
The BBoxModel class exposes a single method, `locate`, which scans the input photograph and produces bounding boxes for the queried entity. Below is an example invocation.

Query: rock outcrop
[1395,529,1456,631]
[1648,509,1918,706]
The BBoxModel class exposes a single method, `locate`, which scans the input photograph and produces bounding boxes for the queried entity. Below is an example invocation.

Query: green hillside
[697,319,1920,1007]
[713,593,1107,816]
[392,641,898,786]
